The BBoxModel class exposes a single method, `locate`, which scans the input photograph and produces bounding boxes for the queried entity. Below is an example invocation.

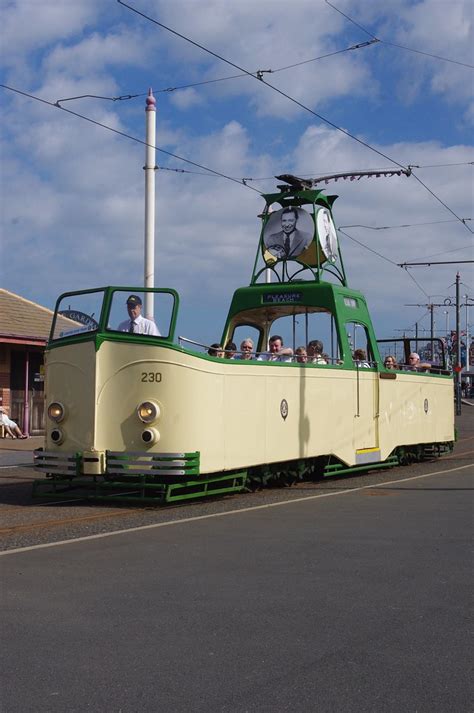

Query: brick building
[0,289,53,435]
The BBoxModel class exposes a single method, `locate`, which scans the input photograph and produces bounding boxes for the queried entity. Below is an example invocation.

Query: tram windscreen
[270,309,341,363]
[52,291,104,341]
[107,290,175,339]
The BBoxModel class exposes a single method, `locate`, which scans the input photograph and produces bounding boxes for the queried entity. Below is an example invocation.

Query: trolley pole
[455,272,462,415]
[144,88,156,320]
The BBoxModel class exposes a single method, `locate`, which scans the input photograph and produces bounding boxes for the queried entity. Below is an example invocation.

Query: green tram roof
[224,280,373,327]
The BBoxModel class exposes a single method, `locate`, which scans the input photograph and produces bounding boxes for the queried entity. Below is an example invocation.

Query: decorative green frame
[251,187,347,287]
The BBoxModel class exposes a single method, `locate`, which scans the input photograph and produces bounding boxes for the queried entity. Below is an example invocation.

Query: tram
[33,179,455,503]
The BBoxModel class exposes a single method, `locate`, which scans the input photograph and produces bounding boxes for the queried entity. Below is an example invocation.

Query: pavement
[0,435,43,451]
[1,464,472,713]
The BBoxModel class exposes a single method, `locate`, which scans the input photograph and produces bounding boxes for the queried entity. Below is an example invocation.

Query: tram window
[230,325,262,357]
[52,290,104,341]
[270,310,341,364]
[346,322,375,365]
[377,340,405,367]
[107,290,174,338]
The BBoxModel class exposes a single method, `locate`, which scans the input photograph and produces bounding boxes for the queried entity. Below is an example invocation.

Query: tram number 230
[141,372,162,383]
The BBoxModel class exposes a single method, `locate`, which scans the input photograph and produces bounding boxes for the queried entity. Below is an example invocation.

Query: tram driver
[117,295,160,336]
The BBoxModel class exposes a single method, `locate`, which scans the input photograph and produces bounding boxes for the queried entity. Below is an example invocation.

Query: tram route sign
[59,310,99,330]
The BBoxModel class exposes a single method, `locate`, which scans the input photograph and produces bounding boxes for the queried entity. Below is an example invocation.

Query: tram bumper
[33,449,200,482]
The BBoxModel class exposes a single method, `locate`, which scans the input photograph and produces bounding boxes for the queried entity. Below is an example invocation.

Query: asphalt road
[0,411,472,712]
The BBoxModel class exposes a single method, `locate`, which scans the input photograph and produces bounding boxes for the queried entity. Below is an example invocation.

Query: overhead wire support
[325,0,474,69]
[0,84,263,195]
[117,1,471,236]
[116,0,409,172]
[54,93,141,106]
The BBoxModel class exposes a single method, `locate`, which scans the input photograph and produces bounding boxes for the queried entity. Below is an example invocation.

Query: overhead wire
[116,0,409,172]
[409,172,473,233]
[403,268,431,299]
[324,0,474,69]
[338,227,431,299]
[337,228,400,266]
[117,0,473,236]
[54,39,378,106]
[340,219,472,230]
[0,84,263,194]
[407,243,474,261]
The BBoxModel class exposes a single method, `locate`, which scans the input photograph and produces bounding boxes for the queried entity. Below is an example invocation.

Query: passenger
[307,340,327,364]
[224,341,237,359]
[117,295,160,336]
[0,407,28,439]
[295,346,308,363]
[258,335,293,362]
[353,348,370,367]
[406,352,420,370]
[208,343,224,357]
[384,355,397,369]
[238,338,254,360]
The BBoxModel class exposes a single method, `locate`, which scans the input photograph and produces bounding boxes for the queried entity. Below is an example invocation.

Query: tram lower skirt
[32,471,248,505]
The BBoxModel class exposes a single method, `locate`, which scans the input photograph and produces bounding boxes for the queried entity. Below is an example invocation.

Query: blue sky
[1,0,473,346]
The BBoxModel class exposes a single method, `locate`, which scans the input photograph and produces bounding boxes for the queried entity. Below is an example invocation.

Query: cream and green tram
[34,184,455,503]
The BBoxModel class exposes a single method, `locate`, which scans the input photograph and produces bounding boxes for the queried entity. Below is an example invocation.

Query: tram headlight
[48,402,65,423]
[142,428,160,445]
[137,401,161,424]
[50,428,64,444]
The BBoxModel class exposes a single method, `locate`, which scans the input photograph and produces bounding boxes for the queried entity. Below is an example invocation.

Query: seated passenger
[307,340,327,364]
[258,335,293,362]
[353,348,370,367]
[384,355,398,369]
[237,338,254,360]
[208,343,224,357]
[224,341,237,359]
[295,346,308,363]
[404,352,423,370]
[0,408,28,439]
[405,352,431,371]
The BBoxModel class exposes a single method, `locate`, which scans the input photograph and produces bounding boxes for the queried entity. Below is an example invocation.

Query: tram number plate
[141,372,162,382]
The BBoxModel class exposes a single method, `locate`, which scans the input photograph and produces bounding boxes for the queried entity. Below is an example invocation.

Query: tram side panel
[377,373,454,458]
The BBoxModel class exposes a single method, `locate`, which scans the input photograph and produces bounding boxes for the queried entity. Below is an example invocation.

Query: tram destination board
[262,292,303,304]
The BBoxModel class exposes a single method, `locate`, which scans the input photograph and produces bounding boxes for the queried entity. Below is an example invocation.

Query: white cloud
[169,87,205,110]
[0,0,102,60]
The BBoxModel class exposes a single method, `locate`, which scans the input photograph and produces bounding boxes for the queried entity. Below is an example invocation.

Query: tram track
[1,451,472,542]
[0,506,145,537]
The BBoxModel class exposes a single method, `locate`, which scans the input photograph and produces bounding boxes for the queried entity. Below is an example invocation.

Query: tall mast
[144,88,156,319]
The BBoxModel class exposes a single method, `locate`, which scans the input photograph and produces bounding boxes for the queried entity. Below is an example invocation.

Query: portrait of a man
[316,208,338,262]
[263,207,313,260]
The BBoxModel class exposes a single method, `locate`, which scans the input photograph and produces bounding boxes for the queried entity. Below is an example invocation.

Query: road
[0,410,472,712]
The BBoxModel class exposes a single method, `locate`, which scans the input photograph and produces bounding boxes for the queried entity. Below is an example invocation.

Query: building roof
[0,289,55,344]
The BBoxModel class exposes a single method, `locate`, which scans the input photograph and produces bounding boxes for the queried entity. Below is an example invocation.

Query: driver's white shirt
[117,314,160,336]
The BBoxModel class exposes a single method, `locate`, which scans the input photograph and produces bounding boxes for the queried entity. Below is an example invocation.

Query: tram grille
[106,451,200,479]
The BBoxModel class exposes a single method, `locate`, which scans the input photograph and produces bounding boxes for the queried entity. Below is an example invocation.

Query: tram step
[324,456,399,478]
